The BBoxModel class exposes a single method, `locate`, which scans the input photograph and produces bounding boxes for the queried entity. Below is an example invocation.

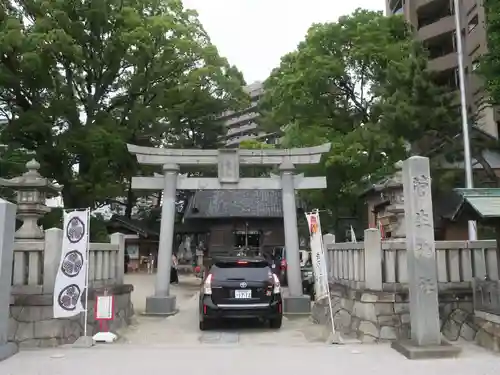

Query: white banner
[53,209,90,318]
[305,211,328,300]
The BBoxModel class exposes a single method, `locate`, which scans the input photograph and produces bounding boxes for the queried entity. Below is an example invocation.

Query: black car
[199,256,283,330]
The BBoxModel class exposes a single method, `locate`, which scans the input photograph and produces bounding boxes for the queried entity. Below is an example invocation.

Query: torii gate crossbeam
[127,144,331,316]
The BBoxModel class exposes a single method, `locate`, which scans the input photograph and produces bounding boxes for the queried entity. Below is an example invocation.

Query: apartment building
[221,81,279,147]
[386,0,499,138]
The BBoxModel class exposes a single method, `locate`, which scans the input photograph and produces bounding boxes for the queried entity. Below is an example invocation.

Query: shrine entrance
[234,230,260,249]
[127,144,330,316]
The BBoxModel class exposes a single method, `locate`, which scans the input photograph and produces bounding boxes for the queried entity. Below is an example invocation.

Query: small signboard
[95,294,114,321]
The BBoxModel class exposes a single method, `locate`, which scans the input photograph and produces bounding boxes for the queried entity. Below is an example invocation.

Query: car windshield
[212,261,270,281]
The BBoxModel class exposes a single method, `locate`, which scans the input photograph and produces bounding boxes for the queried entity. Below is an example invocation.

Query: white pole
[325,272,336,339]
[453,0,477,240]
[314,209,338,341]
[83,208,91,337]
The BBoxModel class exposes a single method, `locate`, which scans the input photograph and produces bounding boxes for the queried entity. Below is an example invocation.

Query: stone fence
[324,229,499,291]
[6,228,133,349]
[11,229,125,295]
[313,228,500,351]
[0,161,135,358]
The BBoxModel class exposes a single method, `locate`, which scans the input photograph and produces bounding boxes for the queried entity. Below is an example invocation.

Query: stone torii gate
[127,143,331,315]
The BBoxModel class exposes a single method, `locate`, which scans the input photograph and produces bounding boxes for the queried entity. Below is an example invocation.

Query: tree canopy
[0,0,247,212]
[259,9,461,231]
[481,0,500,108]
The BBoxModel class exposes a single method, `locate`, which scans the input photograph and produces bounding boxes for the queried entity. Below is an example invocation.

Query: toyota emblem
[240,282,248,288]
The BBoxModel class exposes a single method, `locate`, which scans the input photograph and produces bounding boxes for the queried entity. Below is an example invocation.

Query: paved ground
[119,273,326,346]
[1,341,499,375]
[1,274,499,374]
[124,272,201,314]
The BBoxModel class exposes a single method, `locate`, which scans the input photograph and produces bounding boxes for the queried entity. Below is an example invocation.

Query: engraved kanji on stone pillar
[402,156,441,346]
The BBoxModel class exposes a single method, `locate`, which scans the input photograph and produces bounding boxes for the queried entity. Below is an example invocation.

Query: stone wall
[312,283,500,350]
[312,284,411,342]
[8,284,134,348]
[458,311,500,352]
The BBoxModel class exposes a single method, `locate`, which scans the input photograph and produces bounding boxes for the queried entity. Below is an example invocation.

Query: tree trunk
[61,183,90,210]
[125,179,135,218]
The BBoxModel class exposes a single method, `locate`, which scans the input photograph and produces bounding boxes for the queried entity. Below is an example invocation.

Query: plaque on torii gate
[127,143,331,315]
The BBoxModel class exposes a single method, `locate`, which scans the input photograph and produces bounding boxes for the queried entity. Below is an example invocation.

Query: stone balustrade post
[364,228,383,291]
[0,198,18,361]
[42,228,63,294]
[323,233,335,280]
[111,233,125,285]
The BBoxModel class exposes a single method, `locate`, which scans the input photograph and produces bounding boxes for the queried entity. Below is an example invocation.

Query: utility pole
[453,0,477,240]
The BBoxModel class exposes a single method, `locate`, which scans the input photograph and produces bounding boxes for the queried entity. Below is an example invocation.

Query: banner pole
[314,209,338,341]
[323,251,337,338]
[83,208,91,337]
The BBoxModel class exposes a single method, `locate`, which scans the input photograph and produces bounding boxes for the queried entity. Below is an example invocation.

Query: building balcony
[226,122,258,137]
[415,0,445,9]
[428,52,458,72]
[466,23,487,56]
[225,111,259,127]
[417,15,455,40]
[244,81,264,97]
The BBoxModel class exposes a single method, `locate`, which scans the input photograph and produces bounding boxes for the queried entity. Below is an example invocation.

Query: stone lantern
[0,159,62,240]
[378,161,406,240]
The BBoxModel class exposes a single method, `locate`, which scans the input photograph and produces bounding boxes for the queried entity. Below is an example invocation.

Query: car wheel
[269,316,282,329]
[199,319,211,331]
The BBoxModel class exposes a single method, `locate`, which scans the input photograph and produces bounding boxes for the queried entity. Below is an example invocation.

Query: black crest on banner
[66,216,85,243]
[58,284,81,311]
[61,250,84,277]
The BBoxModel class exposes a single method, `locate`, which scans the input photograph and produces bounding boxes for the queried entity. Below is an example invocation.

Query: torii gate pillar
[279,161,309,312]
[128,143,331,316]
[145,164,179,316]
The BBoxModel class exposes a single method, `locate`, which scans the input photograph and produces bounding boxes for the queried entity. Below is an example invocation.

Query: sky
[49,1,385,209]
[182,0,385,84]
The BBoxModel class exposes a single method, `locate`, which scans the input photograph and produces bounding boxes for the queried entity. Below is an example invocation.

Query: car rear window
[211,261,270,280]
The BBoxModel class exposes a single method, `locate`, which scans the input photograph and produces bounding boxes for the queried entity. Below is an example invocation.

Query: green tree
[481,0,500,108]
[239,139,274,150]
[259,9,460,231]
[239,139,275,177]
[0,0,247,212]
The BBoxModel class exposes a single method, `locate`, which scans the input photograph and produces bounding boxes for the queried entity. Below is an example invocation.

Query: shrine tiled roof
[452,188,500,221]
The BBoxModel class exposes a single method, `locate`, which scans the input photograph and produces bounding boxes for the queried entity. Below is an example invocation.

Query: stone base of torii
[127,144,331,316]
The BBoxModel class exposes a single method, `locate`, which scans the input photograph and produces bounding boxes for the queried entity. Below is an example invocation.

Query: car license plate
[235,289,251,299]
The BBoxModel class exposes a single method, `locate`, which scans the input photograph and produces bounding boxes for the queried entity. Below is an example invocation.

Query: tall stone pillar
[391,156,460,359]
[0,199,18,361]
[145,163,179,316]
[279,161,310,314]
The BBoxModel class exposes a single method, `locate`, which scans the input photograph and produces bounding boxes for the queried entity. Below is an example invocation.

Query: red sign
[309,214,318,235]
[94,292,115,333]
